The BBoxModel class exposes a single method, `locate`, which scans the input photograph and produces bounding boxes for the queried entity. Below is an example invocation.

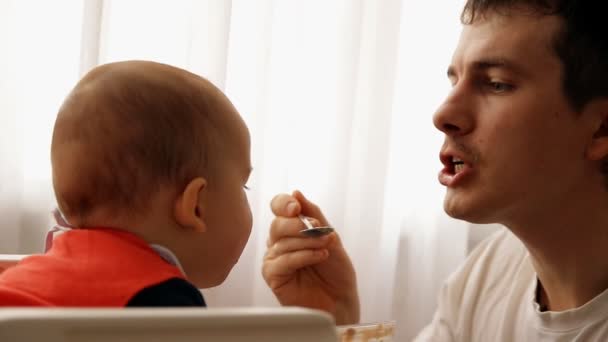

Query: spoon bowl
[298,215,335,237]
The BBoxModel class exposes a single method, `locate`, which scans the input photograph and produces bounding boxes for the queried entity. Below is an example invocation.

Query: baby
[0,60,252,306]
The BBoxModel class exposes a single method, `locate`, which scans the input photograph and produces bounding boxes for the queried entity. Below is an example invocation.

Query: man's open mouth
[453,158,465,174]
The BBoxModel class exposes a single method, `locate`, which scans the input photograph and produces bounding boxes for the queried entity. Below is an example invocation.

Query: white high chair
[0,307,338,341]
[0,254,26,273]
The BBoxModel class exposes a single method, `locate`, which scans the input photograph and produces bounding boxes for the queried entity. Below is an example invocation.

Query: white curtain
[0,0,500,340]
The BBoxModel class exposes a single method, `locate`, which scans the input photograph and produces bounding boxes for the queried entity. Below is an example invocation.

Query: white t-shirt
[414,229,608,341]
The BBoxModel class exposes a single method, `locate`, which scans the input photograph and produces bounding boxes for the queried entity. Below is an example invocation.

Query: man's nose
[432,87,475,137]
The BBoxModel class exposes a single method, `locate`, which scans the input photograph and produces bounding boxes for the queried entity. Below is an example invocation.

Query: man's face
[433,12,593,227]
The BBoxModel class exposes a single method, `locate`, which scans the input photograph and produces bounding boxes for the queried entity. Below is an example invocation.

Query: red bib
[0,229,185,306]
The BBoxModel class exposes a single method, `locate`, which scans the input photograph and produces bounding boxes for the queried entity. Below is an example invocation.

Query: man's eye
[244,185,251,190]
[488,81,514,93]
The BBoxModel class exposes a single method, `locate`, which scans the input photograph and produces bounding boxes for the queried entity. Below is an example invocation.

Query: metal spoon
[298,214,335,237]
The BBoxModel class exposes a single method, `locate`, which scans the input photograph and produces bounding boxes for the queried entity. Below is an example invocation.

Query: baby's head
[51,61,252,288]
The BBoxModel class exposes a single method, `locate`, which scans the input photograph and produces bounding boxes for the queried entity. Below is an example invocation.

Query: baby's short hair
[52,61,231,223]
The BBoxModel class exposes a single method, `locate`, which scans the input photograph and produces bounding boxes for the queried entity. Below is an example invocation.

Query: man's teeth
[452,158,465,173]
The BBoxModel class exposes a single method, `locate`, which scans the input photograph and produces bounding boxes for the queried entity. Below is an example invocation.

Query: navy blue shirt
[127,278,206,307]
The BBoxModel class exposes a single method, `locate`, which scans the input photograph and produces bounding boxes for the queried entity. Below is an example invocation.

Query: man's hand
[262,190,360,325]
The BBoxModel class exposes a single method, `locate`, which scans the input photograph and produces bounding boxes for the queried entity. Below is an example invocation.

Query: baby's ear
[174,177,207,232]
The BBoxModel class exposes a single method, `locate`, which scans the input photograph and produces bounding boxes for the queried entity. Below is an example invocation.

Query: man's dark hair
[461,1,608,111]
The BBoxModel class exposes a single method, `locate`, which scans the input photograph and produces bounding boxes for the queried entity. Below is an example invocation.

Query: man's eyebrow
[447,57,529,78]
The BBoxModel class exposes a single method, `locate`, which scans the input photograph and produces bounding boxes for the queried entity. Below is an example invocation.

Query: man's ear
[174,177,207,232]
[585,100,608,161]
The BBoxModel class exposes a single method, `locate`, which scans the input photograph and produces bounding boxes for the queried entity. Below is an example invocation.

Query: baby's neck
[66,205,176,244]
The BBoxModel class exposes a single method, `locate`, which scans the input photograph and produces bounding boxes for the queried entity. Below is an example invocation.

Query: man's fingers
[270,193,301,217]
[293,190,329,226]
[266,234,335,259]
[268,216,325,246]
[269,217,305,245]
[267,191,332,246]
[262,249,329,284]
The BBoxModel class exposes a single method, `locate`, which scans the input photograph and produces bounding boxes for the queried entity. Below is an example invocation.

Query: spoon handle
[298,215,315,230]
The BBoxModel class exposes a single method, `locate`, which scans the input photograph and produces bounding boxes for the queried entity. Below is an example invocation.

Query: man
[262,1,608,340]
